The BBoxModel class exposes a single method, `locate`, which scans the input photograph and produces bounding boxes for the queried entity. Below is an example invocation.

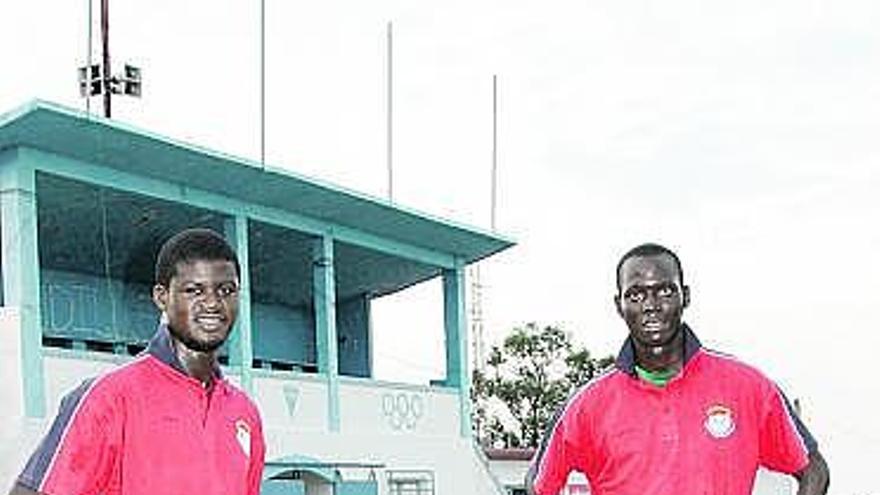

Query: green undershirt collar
[635,365,677,387]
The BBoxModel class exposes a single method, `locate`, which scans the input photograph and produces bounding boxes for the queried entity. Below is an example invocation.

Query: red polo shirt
[17,325,265,495]
[531,325,816,495]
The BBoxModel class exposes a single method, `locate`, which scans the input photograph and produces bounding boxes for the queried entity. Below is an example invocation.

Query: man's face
[153,259,239,353]
[615,254,689,350]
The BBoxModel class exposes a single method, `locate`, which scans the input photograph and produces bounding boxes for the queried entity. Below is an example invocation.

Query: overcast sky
[2,1,878,492]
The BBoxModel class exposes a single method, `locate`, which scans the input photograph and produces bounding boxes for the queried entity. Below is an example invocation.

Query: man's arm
[7,482,40,495]
[12,377,119,495]
[795,450,829,495]
[525,393,584,495]
[524,461,538,495]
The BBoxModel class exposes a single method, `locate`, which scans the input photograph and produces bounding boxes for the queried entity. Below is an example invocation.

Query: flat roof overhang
[0,100,514,268]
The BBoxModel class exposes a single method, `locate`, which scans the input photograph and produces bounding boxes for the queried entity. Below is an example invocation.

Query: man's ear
[153,284,168,312]
[614,294,623,317]
[682,285,690,308]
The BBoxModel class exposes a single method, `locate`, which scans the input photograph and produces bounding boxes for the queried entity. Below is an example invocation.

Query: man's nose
[642,291,659,310]
[202,290,222,308]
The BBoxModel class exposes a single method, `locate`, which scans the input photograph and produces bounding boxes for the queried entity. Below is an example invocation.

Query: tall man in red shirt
[527,243,829,495]
[9,228,266,495]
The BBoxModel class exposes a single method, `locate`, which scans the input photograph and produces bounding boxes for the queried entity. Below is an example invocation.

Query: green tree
[472,323,614,449]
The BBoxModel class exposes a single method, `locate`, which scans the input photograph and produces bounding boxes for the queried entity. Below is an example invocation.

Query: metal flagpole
[86,0,93,114]
[386,21,394,202]
[101,0,111,118]
[260,0,266,170]
[491,74,498,231]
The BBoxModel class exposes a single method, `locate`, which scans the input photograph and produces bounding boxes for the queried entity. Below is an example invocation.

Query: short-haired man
[9,228,266,495]
[527,243,829,495]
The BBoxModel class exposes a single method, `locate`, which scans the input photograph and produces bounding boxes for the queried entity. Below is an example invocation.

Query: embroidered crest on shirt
[235,419,251,457]
[704,404,735,439]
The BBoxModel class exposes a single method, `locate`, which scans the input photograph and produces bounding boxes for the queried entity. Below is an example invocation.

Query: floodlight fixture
[78,62,142,99]
[123,64,142,97]
[78,64,102,97]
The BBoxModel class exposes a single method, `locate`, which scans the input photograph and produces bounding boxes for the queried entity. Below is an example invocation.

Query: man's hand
[795,451,830,495]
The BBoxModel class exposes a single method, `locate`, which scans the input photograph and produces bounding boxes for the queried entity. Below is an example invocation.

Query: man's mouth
[195,314,225,329]
[642,320,664,333]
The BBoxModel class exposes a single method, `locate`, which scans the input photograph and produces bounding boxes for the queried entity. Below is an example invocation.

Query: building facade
[0,101,514,495]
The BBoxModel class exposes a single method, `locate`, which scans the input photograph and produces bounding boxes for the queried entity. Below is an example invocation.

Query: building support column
[0,153,46,418]
[224,216,254,396]
[313,235,339,431]
[443,260,471,437]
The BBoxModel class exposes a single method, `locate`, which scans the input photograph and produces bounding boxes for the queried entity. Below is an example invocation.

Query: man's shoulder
[74,355,156,398]
[97,354,157,383]
[49,356,154,424]
[569,366,625,405]
[695,348,775,386]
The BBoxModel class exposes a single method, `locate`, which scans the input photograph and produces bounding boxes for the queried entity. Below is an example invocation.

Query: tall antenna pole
[101,0,111,118]
[471,76,500,376]
[260,0,266,169]
[386,21,394,202]
[470,264,485,373]
[86,0,93,115]
[491,74,498,231]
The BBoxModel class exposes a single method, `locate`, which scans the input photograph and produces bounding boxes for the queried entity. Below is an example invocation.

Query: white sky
[2,1,878,492]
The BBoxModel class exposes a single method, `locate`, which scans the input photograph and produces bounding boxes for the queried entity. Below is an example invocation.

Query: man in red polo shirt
[9,228,265,495]
[527,243,829,495]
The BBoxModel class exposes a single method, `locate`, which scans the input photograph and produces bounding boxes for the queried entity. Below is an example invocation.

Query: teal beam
[313,236,340,431]
[31,148,455,269]
[224,217,254,396]
[330,224,454,269]
[443,261,471,437]
[0,151,46,418]
[28,148,326,237]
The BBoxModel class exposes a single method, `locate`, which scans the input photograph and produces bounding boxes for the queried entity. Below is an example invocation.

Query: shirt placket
[661,378,684,492]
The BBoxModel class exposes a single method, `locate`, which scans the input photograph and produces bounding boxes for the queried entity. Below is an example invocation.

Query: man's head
[152,228,240,353]
[614,243,690,352]
[615,243,684,293]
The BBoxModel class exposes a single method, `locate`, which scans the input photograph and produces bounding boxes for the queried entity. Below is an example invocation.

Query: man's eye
[626,291,644,303]
[218,285,238,297]
[658,286,676,297]
[184,287,203,296]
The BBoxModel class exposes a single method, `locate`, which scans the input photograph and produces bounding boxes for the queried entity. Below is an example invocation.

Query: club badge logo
[235,419,251,457]
[704,404,735,439]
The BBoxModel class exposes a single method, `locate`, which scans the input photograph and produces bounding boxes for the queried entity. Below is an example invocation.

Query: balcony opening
[333,240,446,385]
[36,172,230,357]
[249,221,318,373]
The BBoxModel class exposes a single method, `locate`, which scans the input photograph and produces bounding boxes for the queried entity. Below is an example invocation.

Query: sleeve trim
[18,376,100,491]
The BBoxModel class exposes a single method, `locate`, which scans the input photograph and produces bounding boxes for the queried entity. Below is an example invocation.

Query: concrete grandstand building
[0,100,514,495]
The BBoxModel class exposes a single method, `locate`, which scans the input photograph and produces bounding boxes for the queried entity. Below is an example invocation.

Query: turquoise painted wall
[260,479,305,495]
[244,295,370,376]
[40,269,155,343]
[251,302,316,367]
[39,269,371,377]
[336,295,371,378]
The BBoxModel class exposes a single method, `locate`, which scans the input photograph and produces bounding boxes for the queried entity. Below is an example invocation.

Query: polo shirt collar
[615,322,701,376]
[146,323,223,380]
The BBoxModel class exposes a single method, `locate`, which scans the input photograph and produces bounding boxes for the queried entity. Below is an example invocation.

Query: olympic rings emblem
[381,392,425,430]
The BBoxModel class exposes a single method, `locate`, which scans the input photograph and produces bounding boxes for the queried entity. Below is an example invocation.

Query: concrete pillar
[0,152,46,418]
[313,235,339,431]
[224,216,254,395]
[443,261,471,437]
